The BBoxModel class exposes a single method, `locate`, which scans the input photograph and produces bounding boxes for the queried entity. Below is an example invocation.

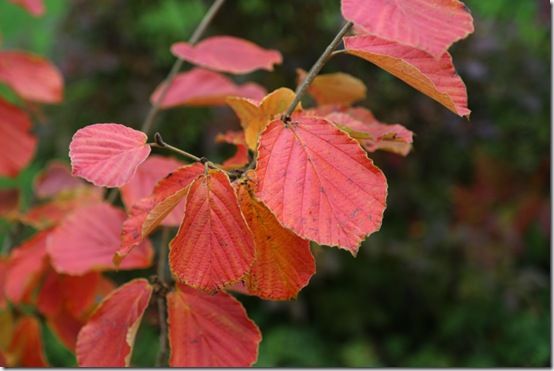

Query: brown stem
[282,21,353,120]
[155,227,171,367]
[141,0,226,135]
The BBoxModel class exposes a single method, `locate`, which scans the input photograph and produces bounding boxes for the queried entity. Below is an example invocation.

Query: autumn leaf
[8,0,45,16]
[226,87,298,150]
[76,279,153,367]
[215,130,250,168]
[151,68,267,109]
[120,155,183,212]
[118,163,204,263]
[167,284,261,367]
[169,169,255,291]
[343,35,470,117]
[7,316,48,367]
[255,114,387,255]
[34,161,84,199]
[0,98,37,178]
[297,68,366,106]
[341,0,474,59]
[69,123,151,187]
[47,203,153,275]
[324,107,414,156]
[237,178,315,300]
[0,51,62,103]
[172,36,282,74]
[5,230,50,304]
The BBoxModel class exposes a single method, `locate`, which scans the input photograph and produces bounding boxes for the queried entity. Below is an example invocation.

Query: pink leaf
[34,161,84,199]
[151,68,267,109]
[8,0,45,16]
[0,51,63,103]
[47,203,153,275]
[69,123,151,187]
[171,36,282,74]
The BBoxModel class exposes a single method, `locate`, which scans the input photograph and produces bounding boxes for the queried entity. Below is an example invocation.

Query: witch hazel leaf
[169,169,255,291]
[167,284,261,367]
[226,87,298,150]
[171,36,282,74]
[325,108,414,156]
[118,163,204,263]
[8,0,45,16]
[47,202,153,275]
[76,279,153,367]
[0,51,62,103]
[120,155,183,212]
[297,69,366,106]
[215,130,249,168]
[341,0,474,59]
[5,229,50,304]
[34,161,84,199]
[151,68,267,109]
[0,98,37,178]
[69,123,151,187]
[255,114,388,255]
[237,179,315,300]
[8,316,48,367]
[343,35,470,117]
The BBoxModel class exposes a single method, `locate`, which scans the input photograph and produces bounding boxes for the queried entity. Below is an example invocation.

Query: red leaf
[121,155,183,212]
[151,68,267,109]
[169,170,255,291]
[324,108,413,156]
[171,36,282,74]
[76,279,153,367]
[215,130,249,168]
[255,114,387,255]
[5,230,50,304]
[8,316,48,367]
[34,161,84,199]
[118,163,204,262]
[0,51,62,103]
[45,310,83,352]
[167,284,261,367]
[237,179,315,300]
[47,203,153,275]
[343,35,470,117]
[0,189,20,219]
[8,0,45,16]
[69,123,151,187]
[0,98,37,177]
[0,259,7,309]
[341,0,474,59]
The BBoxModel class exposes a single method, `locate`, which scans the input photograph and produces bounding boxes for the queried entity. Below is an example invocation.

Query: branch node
[154,132,165,147]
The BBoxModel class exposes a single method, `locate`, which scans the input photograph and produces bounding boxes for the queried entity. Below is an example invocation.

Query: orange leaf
[171,36,282,74]
[76,279,153,367]
[151,68,267,109]
[341,0,474,59]
[0,98,37,177]
[120,155,182,212]
[237,179,315,300]
[47,203,153,275]
[226,87,298,150]
[118,163,204,263]
[297,68,366,106]
[5,230,50,304]
[343,35,470,117]
[167,284,261,367]
[0,51,62,103]
[324,107,413,156]
[169,170,255,291]
[255,114,387,255]
[69,123,151,187]
[215,130,249,169]
[7,316,48,367]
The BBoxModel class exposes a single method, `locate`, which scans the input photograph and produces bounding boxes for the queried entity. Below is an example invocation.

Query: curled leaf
[297,68,366,106]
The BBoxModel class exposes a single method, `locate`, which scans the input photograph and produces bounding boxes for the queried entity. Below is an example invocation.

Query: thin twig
[282,21,353,120]
[141,0,226,135]
[155,227,171,367]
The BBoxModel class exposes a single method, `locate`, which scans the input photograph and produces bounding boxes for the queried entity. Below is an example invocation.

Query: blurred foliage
[0,0,550,367]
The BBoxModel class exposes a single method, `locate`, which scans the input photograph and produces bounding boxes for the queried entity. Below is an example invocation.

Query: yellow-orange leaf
[226,87,298,150]
[297,68,366,106]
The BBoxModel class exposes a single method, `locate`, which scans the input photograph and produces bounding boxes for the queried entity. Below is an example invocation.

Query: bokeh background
[0,0,550,367]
